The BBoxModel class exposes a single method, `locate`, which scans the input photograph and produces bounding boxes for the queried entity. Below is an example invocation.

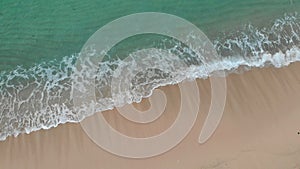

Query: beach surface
[1,62,300,169]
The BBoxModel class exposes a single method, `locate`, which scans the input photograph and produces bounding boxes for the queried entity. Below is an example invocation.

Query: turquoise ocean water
[0,0,300,140]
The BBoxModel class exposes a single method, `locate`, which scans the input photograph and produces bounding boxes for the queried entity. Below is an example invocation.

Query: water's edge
[0,13,300,141]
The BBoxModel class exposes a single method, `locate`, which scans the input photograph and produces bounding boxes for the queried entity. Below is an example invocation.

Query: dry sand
[1,62,300,169]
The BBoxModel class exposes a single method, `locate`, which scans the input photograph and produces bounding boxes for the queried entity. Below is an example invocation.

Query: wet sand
[1,62,300,169]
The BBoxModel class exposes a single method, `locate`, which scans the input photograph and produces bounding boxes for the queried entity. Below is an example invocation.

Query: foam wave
[0,13,300,141]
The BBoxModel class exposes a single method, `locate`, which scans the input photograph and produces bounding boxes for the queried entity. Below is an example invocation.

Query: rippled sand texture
[1,62,300,169]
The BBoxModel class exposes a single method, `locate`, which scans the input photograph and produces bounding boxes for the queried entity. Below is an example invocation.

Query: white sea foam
[0,13,300,141]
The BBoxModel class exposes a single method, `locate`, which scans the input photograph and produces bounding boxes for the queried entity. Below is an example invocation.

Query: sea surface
[0,0,300,140]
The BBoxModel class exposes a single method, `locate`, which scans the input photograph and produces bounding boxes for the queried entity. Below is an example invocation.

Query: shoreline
[1,62,300,168]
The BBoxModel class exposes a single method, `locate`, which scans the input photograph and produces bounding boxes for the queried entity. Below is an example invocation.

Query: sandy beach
[1,62,300,169]
[1,0,300,169]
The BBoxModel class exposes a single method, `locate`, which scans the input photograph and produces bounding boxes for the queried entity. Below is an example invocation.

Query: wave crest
[0,13,300,141]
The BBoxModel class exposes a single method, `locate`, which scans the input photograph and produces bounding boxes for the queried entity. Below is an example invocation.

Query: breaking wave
[0,13,300,141]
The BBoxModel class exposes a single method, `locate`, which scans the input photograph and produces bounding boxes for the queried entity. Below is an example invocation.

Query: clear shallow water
[0,0,299,70]
[0,0,300,140]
